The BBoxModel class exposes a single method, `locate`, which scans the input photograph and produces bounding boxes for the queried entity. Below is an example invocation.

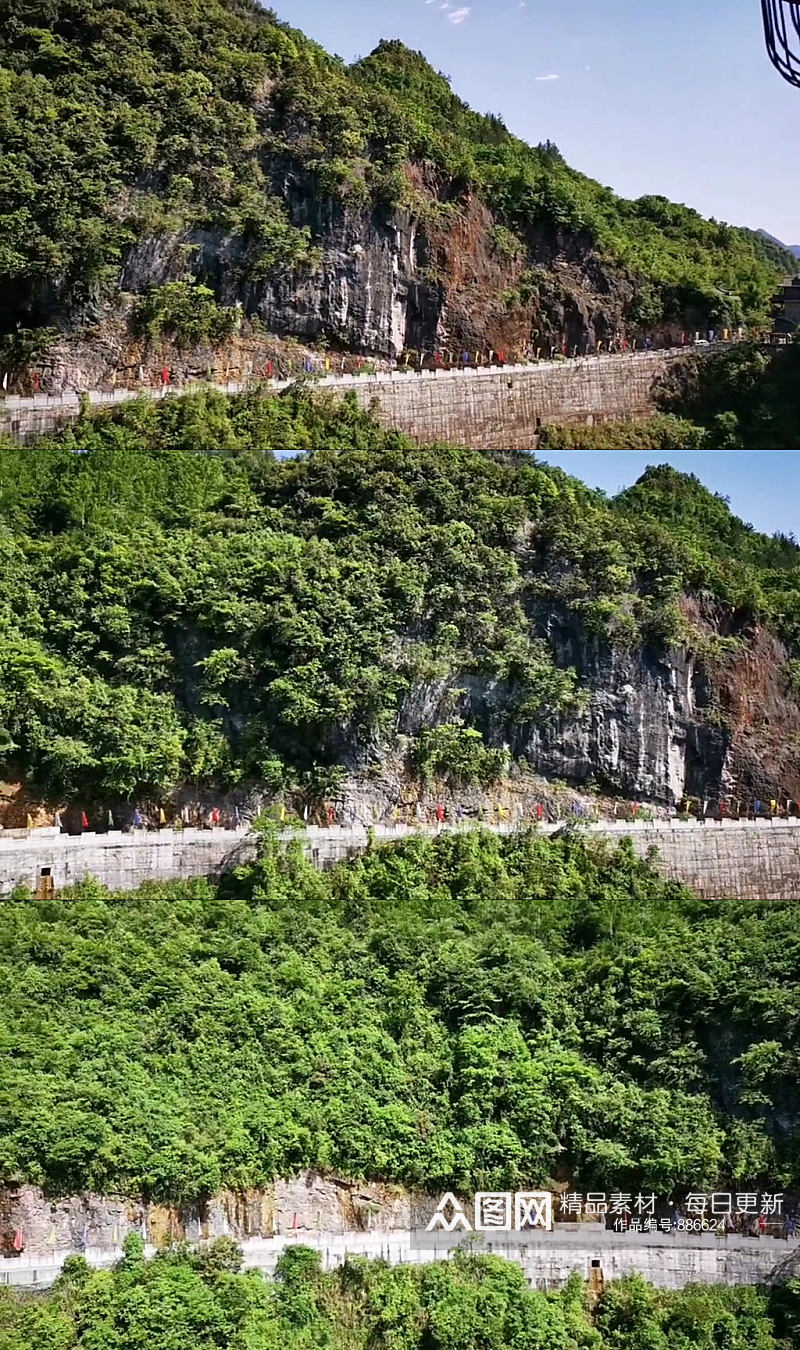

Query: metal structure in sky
[762,0,800,86]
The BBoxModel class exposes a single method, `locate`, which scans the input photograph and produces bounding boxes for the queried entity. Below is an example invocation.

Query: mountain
[758,228,800,259]
[3,407,800,813]
[0,0,795,383]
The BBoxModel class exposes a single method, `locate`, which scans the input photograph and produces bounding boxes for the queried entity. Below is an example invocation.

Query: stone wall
[336,351,677,448]
[0,350,679,447]
[2,1176,798,1292]
[3,819,800,901]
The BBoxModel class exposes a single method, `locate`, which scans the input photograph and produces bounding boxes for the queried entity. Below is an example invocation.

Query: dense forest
[1,1242,796,1350]
[0,0,794,345]
[2,391,800,807]
[3,828,800,1201]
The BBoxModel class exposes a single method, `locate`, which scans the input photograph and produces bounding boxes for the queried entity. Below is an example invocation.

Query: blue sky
[279,0,800,245]
[534,450,795,537]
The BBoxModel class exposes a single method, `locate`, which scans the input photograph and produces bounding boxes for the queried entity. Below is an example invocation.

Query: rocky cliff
[30,186,653,384]
[0,1174,414,1258]
[392,600,800,810]
[2,423,799,818]
[1,0,793,389]
[176,184,644,360]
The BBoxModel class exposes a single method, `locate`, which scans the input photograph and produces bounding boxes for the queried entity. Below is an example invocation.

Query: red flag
[81,810,90,830]
[161,366,169,385]
[536,803,543,820]
[12,1229,22,1251]
[33,372,40,392]
[266,360,273,378]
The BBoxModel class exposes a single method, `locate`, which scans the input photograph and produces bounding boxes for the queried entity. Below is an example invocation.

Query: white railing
[1,815,798,852]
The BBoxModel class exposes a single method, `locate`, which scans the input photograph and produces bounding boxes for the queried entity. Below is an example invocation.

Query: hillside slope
[2,397,800,813]
[3,830,800,1203]
[0,0,794,382]
[759,228,800,260]
[0,1247,791,1350]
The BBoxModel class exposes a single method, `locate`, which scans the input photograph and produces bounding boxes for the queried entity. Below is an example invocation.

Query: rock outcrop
[0,1174,415,1258]
[108,189,670,362]
[14,178,686,382]
[394,601,800,808]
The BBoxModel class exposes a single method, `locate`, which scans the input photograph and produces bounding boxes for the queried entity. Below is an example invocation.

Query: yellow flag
[26,813,34,830]
[159,807,167,826]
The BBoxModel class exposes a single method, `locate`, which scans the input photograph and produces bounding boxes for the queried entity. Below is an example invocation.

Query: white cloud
[534,73,560,81]
[447,5,470,20]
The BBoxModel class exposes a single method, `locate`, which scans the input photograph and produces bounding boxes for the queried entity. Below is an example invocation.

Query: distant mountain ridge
[759,229,800,260]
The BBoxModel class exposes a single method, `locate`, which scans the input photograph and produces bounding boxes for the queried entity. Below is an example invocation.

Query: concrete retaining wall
[335,351,677,448]
[2,819,800,900]
[2,1225,797,1292]
[0,350,681,447]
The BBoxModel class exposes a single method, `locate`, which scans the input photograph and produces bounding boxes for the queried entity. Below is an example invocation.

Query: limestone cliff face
[395,602,800,808]
[0,1173,415,1258]
[124,186,641,360]
[398,635,718,809]
[51,167,651,367]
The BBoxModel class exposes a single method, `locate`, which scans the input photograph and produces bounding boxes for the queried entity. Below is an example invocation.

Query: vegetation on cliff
[540,343,800,449]
[655,342,800,449]
[3,828,800,1201]
[0,0,793,337]
[0,1242,792,1350]
[537,414,708,450]
[1,390,799,804]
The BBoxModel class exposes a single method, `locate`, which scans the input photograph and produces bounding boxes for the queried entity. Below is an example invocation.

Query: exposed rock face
[179,187,643,359]
[396,602,800,808]
[21,172,671,371]
[398,633,720,809]
[243,189,441,357]
[0,1174,415,1258]
[701,619,800,804]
